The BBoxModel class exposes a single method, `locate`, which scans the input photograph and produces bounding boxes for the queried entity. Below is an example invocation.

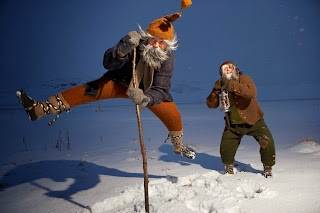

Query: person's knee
[84,80,100,97]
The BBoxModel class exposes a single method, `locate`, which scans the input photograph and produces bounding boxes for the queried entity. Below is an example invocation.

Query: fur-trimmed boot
[16,90,70,125]
[167,130,196,160]
[225,164,234,174]
[263,164,272,178]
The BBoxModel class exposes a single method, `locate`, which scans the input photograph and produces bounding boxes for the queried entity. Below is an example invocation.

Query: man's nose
[153,41,160,48]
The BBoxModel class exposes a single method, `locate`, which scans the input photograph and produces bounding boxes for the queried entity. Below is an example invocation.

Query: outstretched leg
[148,102,196,159]
[16,91,70,123]
[17,80,195,159]
[17,76,128,123]
[61,76,128,108]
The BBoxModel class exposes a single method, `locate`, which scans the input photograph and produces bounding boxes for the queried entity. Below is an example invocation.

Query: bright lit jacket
[206,75,264,125]
[103,35,174,107]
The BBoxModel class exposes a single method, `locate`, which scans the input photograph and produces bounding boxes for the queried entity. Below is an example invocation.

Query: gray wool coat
[102,35,175,107]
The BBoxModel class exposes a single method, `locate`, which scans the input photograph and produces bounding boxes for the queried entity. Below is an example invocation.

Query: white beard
[140,44,168,70]
[222,72,238,80]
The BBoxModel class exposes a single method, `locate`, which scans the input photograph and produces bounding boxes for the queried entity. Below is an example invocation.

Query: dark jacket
[103,35,175,107]
[206,75,264,125]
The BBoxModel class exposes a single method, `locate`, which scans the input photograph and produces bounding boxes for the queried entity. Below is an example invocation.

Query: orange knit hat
[146,0,192,41]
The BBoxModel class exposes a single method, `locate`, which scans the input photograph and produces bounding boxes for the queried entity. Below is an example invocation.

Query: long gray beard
[222,72,238,80]
[140,44,168,70]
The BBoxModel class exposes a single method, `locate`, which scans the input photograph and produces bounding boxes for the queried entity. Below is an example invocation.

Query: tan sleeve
[206,80,220,108]
[228,75,257,99]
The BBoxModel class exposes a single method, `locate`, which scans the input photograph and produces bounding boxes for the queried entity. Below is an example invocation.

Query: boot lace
[35,95,70,126]
[263,165,272,178]
[225,164,234,174]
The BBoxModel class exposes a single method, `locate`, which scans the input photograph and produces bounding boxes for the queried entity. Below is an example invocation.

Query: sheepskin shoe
[263,165,272,178]
[16,90,70,124]
[225,164,234,174]
[168,130,196,160]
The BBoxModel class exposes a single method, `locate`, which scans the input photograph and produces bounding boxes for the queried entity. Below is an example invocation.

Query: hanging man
[17,1,195,160]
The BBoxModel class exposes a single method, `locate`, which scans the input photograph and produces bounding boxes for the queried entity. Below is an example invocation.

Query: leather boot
[225,164,234,174]
[263,164,272,178]
[17,90,70,125]
[168,130,196,160]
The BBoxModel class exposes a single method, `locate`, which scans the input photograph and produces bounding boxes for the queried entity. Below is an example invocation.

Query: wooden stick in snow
[132,47,150,213]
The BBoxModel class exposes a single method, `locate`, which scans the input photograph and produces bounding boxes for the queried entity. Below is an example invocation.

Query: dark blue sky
[1,0,320,102]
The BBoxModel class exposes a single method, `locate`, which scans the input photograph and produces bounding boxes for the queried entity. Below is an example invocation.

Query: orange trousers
[61,76,182,131]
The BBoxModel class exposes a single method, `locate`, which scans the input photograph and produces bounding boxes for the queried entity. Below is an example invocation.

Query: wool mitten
[128,88,150,109]
[221,77,230,90]
[119,31,141,56]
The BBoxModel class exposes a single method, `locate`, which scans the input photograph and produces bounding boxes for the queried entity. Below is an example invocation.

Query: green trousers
[220,118,276,166]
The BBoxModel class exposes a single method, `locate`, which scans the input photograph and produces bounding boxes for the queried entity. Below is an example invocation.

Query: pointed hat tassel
[181,0,192,13]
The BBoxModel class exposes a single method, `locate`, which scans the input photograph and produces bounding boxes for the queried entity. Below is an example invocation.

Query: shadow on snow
[0,160,164,210]
[158,144,262,174]
[0,146,263,210]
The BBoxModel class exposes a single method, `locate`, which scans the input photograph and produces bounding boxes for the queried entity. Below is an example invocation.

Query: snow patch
[289,140,320,154]
[81,171,275,213]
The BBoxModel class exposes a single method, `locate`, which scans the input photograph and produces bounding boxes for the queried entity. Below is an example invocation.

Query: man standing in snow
[206,61,275,177]
[16,5,195,159]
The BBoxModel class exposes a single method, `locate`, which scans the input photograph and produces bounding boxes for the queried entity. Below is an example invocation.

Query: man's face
[221,64,237,80]
[147,36,168,51]
[140,36,169,69]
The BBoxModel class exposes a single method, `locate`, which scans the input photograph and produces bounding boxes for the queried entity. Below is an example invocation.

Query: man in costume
[17,1,195,159]
[207,61,275,177]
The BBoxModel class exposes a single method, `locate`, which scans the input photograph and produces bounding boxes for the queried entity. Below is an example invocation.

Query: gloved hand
[128,88,150,109]
[119,31,141,56]
[221,77,230,90]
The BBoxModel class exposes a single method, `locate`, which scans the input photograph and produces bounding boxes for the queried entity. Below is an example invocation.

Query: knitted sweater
[206,75,264,125]
[102,35,175,107]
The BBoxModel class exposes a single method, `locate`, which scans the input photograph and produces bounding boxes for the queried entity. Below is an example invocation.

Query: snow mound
[289,140,320,154]
[81,171,275,213]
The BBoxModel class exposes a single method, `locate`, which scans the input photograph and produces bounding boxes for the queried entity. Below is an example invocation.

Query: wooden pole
[132,48,150,212]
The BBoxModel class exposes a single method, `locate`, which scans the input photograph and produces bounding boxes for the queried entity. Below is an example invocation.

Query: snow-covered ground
[0,95,320,213]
